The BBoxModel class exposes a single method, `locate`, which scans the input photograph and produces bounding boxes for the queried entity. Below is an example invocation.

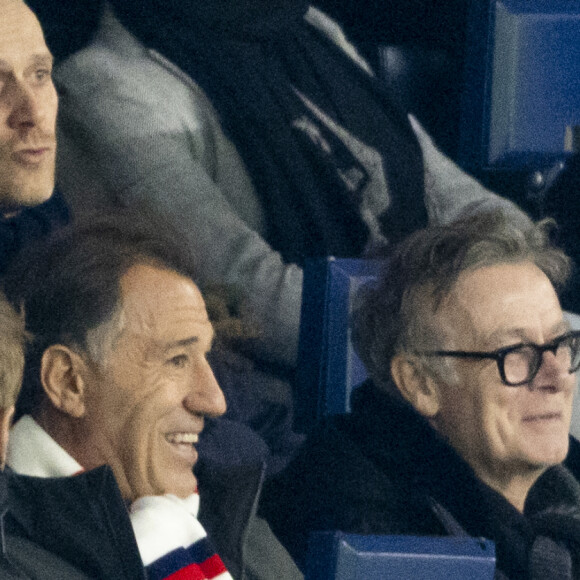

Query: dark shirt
[0,190,70,276]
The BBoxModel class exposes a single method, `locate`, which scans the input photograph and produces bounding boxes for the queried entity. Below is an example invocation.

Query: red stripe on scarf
[200,555,228,578]
[165,554,227,580]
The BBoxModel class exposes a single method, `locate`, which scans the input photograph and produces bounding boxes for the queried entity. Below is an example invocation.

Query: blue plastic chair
[294,257,381,431]
[305,532,496,580]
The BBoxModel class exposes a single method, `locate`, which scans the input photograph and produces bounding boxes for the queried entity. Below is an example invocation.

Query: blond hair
[0,292,26,408]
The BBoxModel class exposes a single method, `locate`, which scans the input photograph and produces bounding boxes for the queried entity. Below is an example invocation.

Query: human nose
[530,349,572,391]
[7,79,44,131]
[184,358,227,418]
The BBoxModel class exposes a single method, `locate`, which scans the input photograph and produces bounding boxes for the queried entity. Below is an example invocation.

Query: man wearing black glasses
[262,209,580,580]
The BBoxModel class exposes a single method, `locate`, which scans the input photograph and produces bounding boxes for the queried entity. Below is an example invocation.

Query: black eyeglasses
[416,330,580,386]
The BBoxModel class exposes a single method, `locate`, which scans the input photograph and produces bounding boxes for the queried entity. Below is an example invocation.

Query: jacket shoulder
[54,10,212,137]
[6,467,145,580]
[3,535,94,580]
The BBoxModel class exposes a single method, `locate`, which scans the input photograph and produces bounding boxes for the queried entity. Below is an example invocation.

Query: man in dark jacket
[0,287,144,579]
[263,209,580,579]
[4,211,302,580]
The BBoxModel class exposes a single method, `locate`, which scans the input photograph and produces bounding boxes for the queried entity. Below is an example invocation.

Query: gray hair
[4,208,198,416]
[352,209,571,396]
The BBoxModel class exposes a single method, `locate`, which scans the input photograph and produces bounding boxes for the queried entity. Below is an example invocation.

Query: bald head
[0,0,57,216]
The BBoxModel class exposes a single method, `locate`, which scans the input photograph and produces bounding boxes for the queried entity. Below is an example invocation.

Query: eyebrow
[163,337,199,351]
[0,52,53,72]
[31,53,53,66]
[162,328,216,351]
[485,320,571,347]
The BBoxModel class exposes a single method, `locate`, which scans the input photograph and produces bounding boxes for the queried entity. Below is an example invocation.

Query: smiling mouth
[164,432,200,466]
[165,432,199,445]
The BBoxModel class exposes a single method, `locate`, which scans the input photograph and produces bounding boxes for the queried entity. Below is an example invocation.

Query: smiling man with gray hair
[5,210,302,580]
[263,209,580,579]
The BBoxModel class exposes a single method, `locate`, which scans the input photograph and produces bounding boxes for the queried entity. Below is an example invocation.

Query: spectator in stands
[0,3,144,578]
[0,0,68,276]
[5,211,302,580]
[0,291,142,579]
[53,0,529,373]
[262,209,580,579]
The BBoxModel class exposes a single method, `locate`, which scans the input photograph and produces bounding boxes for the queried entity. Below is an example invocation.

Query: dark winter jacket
[262,381,580,579]
[1,466,145,579]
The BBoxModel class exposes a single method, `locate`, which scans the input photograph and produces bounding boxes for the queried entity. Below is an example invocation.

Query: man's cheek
[119,413,162,500]
[112,381,169,499]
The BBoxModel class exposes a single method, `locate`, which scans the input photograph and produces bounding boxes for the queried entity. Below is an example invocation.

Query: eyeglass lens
[503,334,580,385]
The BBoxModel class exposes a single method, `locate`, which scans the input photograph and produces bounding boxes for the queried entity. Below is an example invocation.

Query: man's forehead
[0,0,51,64]
[119,263,210,333]
[121,263,202,302]
[440,262,563,346]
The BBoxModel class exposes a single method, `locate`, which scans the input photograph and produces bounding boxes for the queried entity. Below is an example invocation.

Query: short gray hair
[4,208,198,416]
[352,209,571,396]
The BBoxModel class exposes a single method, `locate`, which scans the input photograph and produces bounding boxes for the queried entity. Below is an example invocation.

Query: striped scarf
[7,416,232,580]
[130,493,232,580]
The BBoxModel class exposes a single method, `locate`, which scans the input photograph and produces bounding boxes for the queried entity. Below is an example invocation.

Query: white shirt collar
[6,415,83,477]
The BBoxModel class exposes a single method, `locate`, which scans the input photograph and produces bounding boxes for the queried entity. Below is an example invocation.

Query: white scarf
[7,415,233,580]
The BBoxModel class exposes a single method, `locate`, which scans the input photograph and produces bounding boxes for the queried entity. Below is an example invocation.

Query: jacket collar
[5,466,145,580]
[197,458,265,580]
[348,381,530,538]
[7,416,83,478]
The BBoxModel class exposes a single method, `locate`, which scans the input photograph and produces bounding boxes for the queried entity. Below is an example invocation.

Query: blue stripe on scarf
[146,536,218,579]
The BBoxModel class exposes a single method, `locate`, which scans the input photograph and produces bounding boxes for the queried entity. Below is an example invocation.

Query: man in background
[0,0,68,275]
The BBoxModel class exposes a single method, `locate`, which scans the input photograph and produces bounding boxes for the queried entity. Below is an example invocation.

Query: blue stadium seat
[294,257,381,431]
[305,532,496,580]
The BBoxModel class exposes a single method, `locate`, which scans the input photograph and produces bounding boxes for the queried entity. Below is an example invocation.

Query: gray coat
[54,5,529,368]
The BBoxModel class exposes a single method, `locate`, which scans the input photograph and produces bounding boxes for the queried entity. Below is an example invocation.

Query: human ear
[391,354,440,417]
[40,345,87,418]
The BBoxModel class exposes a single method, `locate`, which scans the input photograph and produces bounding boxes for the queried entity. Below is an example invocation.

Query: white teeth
[166,433,199,444]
